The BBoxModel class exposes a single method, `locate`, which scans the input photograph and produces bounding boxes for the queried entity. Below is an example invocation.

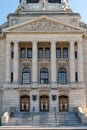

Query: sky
[0,0,87,25]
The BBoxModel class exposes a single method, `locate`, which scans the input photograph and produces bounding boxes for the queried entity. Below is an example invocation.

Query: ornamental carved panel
[9,17,80,32]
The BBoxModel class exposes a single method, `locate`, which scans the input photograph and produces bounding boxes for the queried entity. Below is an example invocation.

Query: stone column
[5,41,11,83]
[32,41,38,87]
[70,41,75,82]
[77,41,84,82]
[13,41,19,83]
[51,41,56,85]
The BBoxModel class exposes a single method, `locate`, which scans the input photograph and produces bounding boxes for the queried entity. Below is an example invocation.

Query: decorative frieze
[9,17,80,32]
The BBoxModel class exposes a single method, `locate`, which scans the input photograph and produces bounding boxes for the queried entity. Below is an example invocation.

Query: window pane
[40,69,48,84]
[45,48,50,58]
[58,70,67,84]
[48,0,61,3]
[27,48,32,58]
[56,48,61,58]
[63,48,68,58]
[38,48,43,59]
[26,0,39,3]
[22,68,31,84]
[20,48,26,59]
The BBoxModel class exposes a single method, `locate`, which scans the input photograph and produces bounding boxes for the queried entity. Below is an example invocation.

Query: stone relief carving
[58,90,69,96]
[10,18,79,32]
[39,90,50,96]
[57,59,67,66]
[19,90,30,95]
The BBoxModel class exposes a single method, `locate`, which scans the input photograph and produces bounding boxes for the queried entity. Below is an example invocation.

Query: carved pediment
[3,16,83,33]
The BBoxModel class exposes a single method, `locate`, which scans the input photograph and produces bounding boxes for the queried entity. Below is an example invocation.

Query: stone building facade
[0,0,87,115]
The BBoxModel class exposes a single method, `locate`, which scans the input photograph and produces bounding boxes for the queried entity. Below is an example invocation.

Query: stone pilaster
[51,41,56,85]
[32,41,38,87]
[77,41,84,82]
[5,41,11,83]
[70,41,75,82]
[13,41,19,83]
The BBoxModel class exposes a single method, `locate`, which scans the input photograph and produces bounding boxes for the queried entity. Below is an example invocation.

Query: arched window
[40,68,49,84]
[58,68,67,84]
[48,0,61,3]
[26,0,39,4]
[22,68,31,84]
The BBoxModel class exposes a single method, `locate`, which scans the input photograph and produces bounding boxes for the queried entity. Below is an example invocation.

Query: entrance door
[20,95,30,111]
[40,95,49,112]
[59,96,68,112]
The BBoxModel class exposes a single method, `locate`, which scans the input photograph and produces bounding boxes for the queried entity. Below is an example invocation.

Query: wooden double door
[40,95,49,112]
[20,95,30,111]
[59,96,68,112]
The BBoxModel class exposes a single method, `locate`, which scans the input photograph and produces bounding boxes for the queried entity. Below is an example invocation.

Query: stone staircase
[3,112,82,127]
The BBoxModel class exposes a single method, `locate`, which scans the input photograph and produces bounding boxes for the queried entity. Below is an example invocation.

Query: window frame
[56,48,61,58]
[20,48,26,59]
[26,0,39,3]
[22,68,31,84]
[40,68,49,84]
[63,48,68,58]
[48,0,61,3]
[45,48,50,59]
[38,48,43,59]
[58,68,67,84]
[27,48,32,58]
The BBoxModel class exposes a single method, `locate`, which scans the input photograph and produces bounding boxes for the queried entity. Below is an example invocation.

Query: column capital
[69,40,75,44]
[77,40,83,44]
[32,40,38,44]
[13,40,19,44]
[51,40,57,44]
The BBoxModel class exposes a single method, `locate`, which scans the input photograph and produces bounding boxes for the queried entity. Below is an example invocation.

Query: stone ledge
[2,82,86,90]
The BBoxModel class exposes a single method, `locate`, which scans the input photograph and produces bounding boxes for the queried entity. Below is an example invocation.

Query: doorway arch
[20,95,30,111]
[59,96,68,112]
[40,95,49,112]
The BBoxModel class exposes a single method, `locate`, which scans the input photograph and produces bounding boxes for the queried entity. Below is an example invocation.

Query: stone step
[4,112,82,126]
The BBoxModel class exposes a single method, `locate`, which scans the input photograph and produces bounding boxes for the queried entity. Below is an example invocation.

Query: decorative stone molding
[39,59,50,68]
[58,90,69,96]
[57,59,67,66]
[39,90,50,96]
[9,18,80,32]
[19,90,30,95]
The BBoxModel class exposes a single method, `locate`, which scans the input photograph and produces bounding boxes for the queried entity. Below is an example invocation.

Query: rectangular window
[75,72,78,82]
[63,48,68,58]
[27,48,32,58]
[58,72,67,84]
[11,72,13,82]
[75,51,77,59]
[45,48,50,58]
[20,48,26,59]
[38,48,43,59]
[23,73,31,84]
[56,48,61,58]
[11,51,14,59]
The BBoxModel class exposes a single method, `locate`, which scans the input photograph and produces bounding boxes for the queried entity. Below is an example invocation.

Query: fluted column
[77,41,84,82]
[5,41,11,83]
[32,41,38,85]
[51,41,56,84]
[13,41,19,83]
[70,41,75,82]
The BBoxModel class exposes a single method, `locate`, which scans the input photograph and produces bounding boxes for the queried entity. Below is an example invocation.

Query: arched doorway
[40,95,49,112]
[20,95,30,111]
[59,96,68,112]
